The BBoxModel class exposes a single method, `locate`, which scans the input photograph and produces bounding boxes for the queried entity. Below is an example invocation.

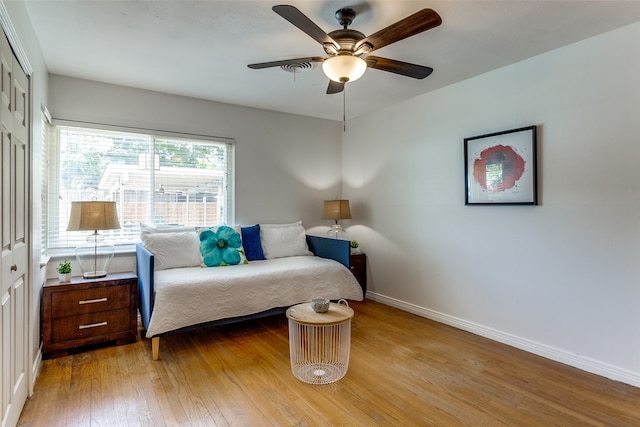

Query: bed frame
[136,235,351,359]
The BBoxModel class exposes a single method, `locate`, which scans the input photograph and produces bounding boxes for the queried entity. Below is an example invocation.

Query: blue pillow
[241,224,266,261]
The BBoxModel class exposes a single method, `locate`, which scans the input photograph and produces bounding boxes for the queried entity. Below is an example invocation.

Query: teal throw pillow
[196,225,248,267]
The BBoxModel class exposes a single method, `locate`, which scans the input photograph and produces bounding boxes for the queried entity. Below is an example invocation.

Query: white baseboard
[366,292,640,388]
[29,348,42,396]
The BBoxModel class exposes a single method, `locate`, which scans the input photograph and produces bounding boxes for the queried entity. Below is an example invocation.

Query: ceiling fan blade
[248,57,324,69]
[272,5,339,50]
[356,9,442,53]
[326,80,344,94]
[365,56,433,79]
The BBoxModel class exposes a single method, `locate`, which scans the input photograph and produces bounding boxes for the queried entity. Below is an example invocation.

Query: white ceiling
[24,1,640,121]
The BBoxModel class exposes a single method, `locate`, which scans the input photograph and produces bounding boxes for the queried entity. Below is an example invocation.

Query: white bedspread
[146,255,363,337]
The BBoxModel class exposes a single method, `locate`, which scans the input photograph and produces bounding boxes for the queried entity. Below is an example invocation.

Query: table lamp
[322,199,351,239]
[67,201,121,278]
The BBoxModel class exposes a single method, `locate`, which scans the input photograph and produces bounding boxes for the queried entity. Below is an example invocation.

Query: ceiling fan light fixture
[322,55,367,83]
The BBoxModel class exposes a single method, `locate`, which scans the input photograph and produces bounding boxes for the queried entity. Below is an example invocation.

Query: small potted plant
[57,258,72,282]
[350,240,360,254]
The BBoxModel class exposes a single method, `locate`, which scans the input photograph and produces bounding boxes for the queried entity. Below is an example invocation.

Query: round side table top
[286,302,354,326]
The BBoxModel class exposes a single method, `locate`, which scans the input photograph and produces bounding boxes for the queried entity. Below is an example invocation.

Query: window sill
[46,244,138,262]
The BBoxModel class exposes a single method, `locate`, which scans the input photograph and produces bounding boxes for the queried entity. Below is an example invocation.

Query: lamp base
[76,234,115,280]
[82,271,108,279]
[327,224,349,240]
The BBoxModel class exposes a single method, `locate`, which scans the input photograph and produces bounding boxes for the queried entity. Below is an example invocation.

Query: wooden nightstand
[350,253,367,294]
[42,271,138,359]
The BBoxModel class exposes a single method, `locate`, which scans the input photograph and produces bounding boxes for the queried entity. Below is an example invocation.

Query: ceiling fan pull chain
[343,86,346,132]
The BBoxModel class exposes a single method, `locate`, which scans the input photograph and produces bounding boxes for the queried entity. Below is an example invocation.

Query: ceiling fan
[248,5,442,94]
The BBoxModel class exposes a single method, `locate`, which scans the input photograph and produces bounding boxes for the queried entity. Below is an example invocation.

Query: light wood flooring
[18,300,640,426]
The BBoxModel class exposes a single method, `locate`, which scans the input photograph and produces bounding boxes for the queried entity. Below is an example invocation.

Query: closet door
[0,29,28,427]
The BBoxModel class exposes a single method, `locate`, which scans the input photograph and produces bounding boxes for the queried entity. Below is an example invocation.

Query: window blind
[40,107,52,256]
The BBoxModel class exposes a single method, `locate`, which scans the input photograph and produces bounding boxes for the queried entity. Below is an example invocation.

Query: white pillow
[259,221,312,259]
[140,231,201,270]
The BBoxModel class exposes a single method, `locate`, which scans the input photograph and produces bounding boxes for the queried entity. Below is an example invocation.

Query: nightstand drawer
[51,285,131,318]
[51,308,133,343]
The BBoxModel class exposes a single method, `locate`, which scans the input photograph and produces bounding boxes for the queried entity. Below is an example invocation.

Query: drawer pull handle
[79,321,108,330]
[78,297,108,305]
[10,264,17,272]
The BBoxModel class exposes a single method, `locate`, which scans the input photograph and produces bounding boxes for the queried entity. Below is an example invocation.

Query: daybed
[136,222,364,360]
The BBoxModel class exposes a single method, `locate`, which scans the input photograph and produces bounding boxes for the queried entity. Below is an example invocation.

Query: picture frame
[464,125,537,205]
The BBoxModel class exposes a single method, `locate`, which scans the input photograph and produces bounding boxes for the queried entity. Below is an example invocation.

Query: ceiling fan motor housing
[324,29,366,56]
[335,8,356,28]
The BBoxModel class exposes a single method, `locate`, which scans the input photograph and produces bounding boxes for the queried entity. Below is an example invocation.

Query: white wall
[342,23,640,386]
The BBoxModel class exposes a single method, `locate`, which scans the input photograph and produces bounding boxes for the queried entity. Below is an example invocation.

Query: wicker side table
[286,301,354,384]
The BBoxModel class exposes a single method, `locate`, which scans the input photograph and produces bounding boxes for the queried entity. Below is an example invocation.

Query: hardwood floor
[19,300,640,426]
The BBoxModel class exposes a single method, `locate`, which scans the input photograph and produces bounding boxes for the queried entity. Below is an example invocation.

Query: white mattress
[146,255,363,337]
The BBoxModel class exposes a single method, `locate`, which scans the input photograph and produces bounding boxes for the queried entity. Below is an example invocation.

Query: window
[45,123,234,253]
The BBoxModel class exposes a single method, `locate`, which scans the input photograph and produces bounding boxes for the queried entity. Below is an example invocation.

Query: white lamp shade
[67,201,120,231]
[322,55,367,83]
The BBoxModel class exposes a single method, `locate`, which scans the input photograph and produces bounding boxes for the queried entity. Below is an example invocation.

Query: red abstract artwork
[465,125,537,205]
[472,144,526,192]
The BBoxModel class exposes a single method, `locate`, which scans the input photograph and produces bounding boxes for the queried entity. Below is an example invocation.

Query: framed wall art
[464,125,537,205]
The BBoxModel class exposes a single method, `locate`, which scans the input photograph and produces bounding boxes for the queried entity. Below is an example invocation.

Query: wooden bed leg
[152,336,159,360]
